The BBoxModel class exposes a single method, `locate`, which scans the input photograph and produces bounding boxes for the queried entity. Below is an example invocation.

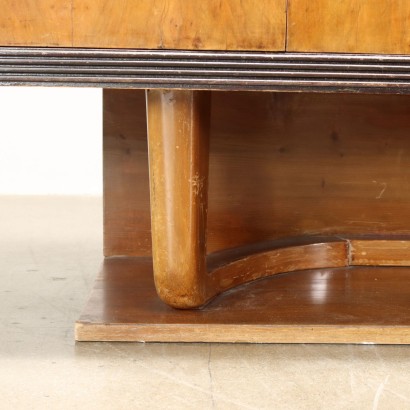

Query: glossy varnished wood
[144,91,351,308]
[76,257,410,343]
[4,1,410,340]
[4,1,410,54]
[210,240,348,293]
[0,1,72,46]
[146,90,211,308]
[141,88,410,308]
[350,239,410,266]
[288,0,410,54]
[104,90,410,257]
[144,92,349,307]
[103,90,151,256]
[0,1,286,51]
[74,0,286,51]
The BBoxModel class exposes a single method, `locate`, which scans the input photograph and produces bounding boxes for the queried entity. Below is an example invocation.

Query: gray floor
[0,196,409,410]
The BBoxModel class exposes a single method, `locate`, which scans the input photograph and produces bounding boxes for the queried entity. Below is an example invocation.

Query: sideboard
[2,1,410,343]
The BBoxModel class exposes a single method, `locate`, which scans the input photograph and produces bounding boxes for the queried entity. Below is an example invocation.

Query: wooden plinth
[92,90,410,343]
[76,257,410,344]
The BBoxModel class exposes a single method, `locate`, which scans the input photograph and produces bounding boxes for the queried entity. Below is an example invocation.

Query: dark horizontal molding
[2,47,410,93]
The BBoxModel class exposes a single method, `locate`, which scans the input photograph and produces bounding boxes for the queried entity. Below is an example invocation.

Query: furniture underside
[4,1,410,344]
[77,89,410,343]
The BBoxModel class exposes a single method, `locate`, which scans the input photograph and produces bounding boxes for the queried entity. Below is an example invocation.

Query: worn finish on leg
[146,89,211,308]
[145,90,410,310]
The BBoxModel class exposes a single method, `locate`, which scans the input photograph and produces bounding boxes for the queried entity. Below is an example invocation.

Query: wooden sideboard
[2,1,410,343]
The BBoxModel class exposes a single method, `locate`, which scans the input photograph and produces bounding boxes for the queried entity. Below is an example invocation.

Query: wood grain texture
[0,0,72,46]
[146,90,211,308]
[5,1,410,53]
[73,0,286,50]
[76,257,410,343]
[104,90,410,257]
[211,240,348,293]
[103,90,151,256]
[288,0,410,54]
[0,0,285,50]
[117,88,410,308]
[106,90,410,308]
[146,91,352,308]
[351,240,410,266]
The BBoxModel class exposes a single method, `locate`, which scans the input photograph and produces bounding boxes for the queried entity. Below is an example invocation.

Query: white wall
[0,87,102,195]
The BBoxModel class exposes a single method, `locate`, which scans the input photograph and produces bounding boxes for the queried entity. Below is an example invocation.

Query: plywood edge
[75,322,410,344]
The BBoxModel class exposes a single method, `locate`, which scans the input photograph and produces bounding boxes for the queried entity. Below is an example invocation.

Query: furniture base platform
[76,257,410,344]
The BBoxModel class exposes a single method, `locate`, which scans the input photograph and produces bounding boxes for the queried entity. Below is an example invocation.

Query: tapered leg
[146,90,211,308]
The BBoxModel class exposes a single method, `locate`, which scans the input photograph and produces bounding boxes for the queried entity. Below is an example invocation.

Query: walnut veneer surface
[288,0,410,54]
[0,0,285,50]
[2,1,410,53]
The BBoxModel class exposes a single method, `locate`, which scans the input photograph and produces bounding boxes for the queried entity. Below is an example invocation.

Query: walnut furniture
[2,1,410,343]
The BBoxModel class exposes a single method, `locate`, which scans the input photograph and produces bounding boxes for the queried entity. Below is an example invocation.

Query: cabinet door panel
[288,0,410,54]
[73,0,286,51]
[0,0,72,46]
[0,0,286,51]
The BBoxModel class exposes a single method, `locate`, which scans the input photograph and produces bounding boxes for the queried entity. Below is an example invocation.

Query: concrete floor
[0,196,409,410]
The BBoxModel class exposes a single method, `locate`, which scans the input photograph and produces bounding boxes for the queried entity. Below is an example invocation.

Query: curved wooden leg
[146,89,211,308]
[147,90,349,309]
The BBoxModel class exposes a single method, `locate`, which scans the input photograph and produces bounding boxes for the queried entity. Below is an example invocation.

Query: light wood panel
[5,1,410,53]
[76,258,410,343]
[73,0,285,50]
[288,0,410,54]
[104,90,410,257]
[0,0,285,50]
[0,0,72,46]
